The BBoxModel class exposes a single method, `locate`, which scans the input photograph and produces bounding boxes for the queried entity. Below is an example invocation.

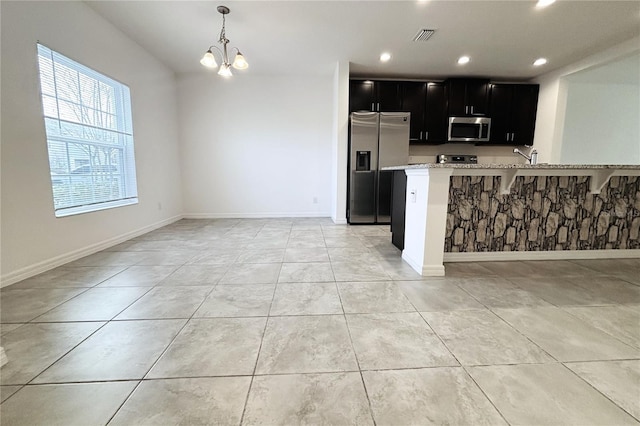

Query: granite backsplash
[445,175,640,252]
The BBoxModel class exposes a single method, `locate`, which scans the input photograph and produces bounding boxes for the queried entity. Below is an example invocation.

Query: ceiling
[87,0,640,80]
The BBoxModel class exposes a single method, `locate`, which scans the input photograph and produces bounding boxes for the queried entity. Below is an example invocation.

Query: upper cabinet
[349,78,539,146]
[349,80,375,112]
[400,81,426,142]
[489,84,539,146]
[445,78,490,116]
[349,80,402,112]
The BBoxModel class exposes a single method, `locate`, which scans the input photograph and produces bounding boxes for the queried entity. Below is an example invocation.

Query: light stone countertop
[383,163,640,170]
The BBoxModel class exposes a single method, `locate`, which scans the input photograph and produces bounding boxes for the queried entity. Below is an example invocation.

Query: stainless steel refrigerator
[348,112,410,224]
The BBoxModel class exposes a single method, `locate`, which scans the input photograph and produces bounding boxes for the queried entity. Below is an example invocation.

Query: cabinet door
[446,79,467,116]
[400,82,426,142]
[424,83,447,143]
[391,170,407,250]
[488,84,513,144]
[511,85,539,146]
[466,79,489,116]
[349,80,375,112]
[377,81,402,112]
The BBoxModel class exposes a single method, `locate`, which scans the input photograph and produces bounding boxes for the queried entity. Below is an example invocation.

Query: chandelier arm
[209,45,224,57]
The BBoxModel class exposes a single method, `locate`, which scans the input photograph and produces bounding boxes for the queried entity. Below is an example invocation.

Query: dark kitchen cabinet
[349,80,402,112]
[424,83,447,143]
[349,80,375,112]
[446,78,490,116]
[400,81,447,144]
[400,82,426,142]
[391,170,407,250]
[489,84,539,145]
[376,81,403,112]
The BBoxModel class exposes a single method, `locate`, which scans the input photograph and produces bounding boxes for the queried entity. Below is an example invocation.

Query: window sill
[55,198,138,218]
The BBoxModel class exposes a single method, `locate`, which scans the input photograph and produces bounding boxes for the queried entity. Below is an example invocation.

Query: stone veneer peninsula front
[385,163,640,276]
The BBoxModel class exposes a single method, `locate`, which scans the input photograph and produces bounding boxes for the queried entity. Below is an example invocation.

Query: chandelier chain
[219,13,227,44]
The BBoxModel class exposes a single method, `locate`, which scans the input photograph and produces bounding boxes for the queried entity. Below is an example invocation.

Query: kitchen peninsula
[387,163,640,276]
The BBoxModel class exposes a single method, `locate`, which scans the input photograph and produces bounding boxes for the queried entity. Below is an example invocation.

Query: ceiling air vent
[413,29,436,42]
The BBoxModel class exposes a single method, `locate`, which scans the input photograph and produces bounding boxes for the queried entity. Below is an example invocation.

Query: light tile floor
[1,218,639,425]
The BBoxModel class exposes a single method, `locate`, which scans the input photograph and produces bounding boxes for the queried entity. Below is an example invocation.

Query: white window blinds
[37,44,139,217]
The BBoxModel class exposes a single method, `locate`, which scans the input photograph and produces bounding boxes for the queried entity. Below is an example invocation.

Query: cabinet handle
[506,133,510,141]
[465,106,468,114]
[377,103,380,111]
[425,131,429,141]
[419,131,423,139]
[371,103,375,111]
[511,132,515,142]
[470,106,474,115]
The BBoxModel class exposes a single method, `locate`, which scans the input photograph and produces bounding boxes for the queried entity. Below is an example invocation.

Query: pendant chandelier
[200,5,248,77]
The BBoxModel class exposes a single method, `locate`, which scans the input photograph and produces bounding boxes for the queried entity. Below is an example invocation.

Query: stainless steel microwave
[448,117,491,142]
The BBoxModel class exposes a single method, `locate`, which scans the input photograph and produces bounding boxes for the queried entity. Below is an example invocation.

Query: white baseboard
[443,249,640,262]
[332,218,348,225]
[401,252,446,276]
[1,215,183,288]
[421,264,446,276]
[183,212,332,219]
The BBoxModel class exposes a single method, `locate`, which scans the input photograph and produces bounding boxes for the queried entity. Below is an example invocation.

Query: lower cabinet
[391,170,407,250]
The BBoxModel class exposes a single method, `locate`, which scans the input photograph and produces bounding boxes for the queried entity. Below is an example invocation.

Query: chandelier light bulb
[218,63,233,77]
[200,50,218,68]
[232,52,248,70]
[380,52,392,62]
[457,56,470,65]
[536,0,556,8]
[533,58,548,66]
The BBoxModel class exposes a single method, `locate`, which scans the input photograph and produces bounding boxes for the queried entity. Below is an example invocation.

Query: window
[36,44,138,217]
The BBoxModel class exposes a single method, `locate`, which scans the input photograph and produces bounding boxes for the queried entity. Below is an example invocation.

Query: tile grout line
[414,310,513,425]
[238,242,280,425]
[443,281,562,364]
[329,245,378,426]
[558,361,640,423]
[104,269,220,425]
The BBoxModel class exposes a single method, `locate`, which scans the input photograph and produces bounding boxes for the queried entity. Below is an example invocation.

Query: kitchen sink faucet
[513,146,538,165]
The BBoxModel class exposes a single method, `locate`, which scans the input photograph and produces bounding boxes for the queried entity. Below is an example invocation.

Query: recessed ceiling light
[533,58,548,66]
[536,0,556,8]
[380,52,391,62]
[457,56,470,65]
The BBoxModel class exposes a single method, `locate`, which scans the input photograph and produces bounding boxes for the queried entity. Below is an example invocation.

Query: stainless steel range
[436,154,478,164]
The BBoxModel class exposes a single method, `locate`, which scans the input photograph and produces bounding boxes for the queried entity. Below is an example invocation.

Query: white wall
[1,1,183,285]
[331,61,350,224]
[561,82,640,164]
[532,36,640,164]
[178,72,333,218]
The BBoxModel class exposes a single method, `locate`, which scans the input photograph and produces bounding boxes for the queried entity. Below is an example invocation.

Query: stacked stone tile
[445,175,640,252]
